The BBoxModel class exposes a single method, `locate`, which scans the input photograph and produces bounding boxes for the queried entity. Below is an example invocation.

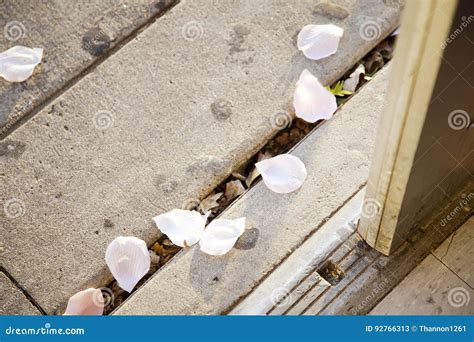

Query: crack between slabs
[431,255,474,290]
[0,266,47,315]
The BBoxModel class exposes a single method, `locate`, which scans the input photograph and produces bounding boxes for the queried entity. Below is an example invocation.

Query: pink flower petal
[105,236,150,293]
[153,209,207,247]
[293,69,337,123]
[297,24,343,60]
[256,154,307,194]
[64,288,104,316]
[0,46,43,82]
[199,218,246,256]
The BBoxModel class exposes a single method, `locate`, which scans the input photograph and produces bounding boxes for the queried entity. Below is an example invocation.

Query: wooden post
[358,0,473,255]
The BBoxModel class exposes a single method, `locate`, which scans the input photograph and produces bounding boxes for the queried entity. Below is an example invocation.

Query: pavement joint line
[0,266,47,315]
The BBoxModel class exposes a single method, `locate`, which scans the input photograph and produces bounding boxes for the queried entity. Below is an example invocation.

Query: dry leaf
[161,239,174,246]
[364,52,384,75]
[224,180,245,203]
[149,250,161,265]
[199,192,223,212]
[375,40,394,60]
[246,151,273,187]
[151,243,166,255]
[232,172,247,182]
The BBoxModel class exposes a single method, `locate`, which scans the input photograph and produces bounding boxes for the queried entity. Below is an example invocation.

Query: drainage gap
[318,261,345,286]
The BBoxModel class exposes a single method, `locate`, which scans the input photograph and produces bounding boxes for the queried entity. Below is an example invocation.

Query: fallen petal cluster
[64,19,353,315]
[154,209,246,256]
[153,209,207,247]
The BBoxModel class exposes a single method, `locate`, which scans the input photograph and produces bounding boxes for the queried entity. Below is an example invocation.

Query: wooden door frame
[358,0,472,255]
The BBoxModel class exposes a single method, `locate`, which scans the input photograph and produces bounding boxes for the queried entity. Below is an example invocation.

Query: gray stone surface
[0,0,399,314]
[370,254,474,315]
[115,66,391,315]
[433,218,474,287]
[0,272,40,315]
[0,0,176,135]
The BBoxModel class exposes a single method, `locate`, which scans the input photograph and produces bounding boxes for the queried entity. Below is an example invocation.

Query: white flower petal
[293,69,337,123]
[105,236,150,293]
[297,24,343,60]
[153,209,206,247]
[199,217,246,256]
[255,154,307,194]
[0,46,43,82]
[343,64,365,92]
[64,288,104,316]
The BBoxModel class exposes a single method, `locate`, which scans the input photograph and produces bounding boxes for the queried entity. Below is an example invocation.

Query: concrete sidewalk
[1,0,400,314]
[115,66,391,315]
[0,0,177,135]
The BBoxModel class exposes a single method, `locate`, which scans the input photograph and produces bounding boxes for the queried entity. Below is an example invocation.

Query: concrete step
[114,65,391,315]
[1,0,400,314]
[234,189,364,315]
[0,0,177,135]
